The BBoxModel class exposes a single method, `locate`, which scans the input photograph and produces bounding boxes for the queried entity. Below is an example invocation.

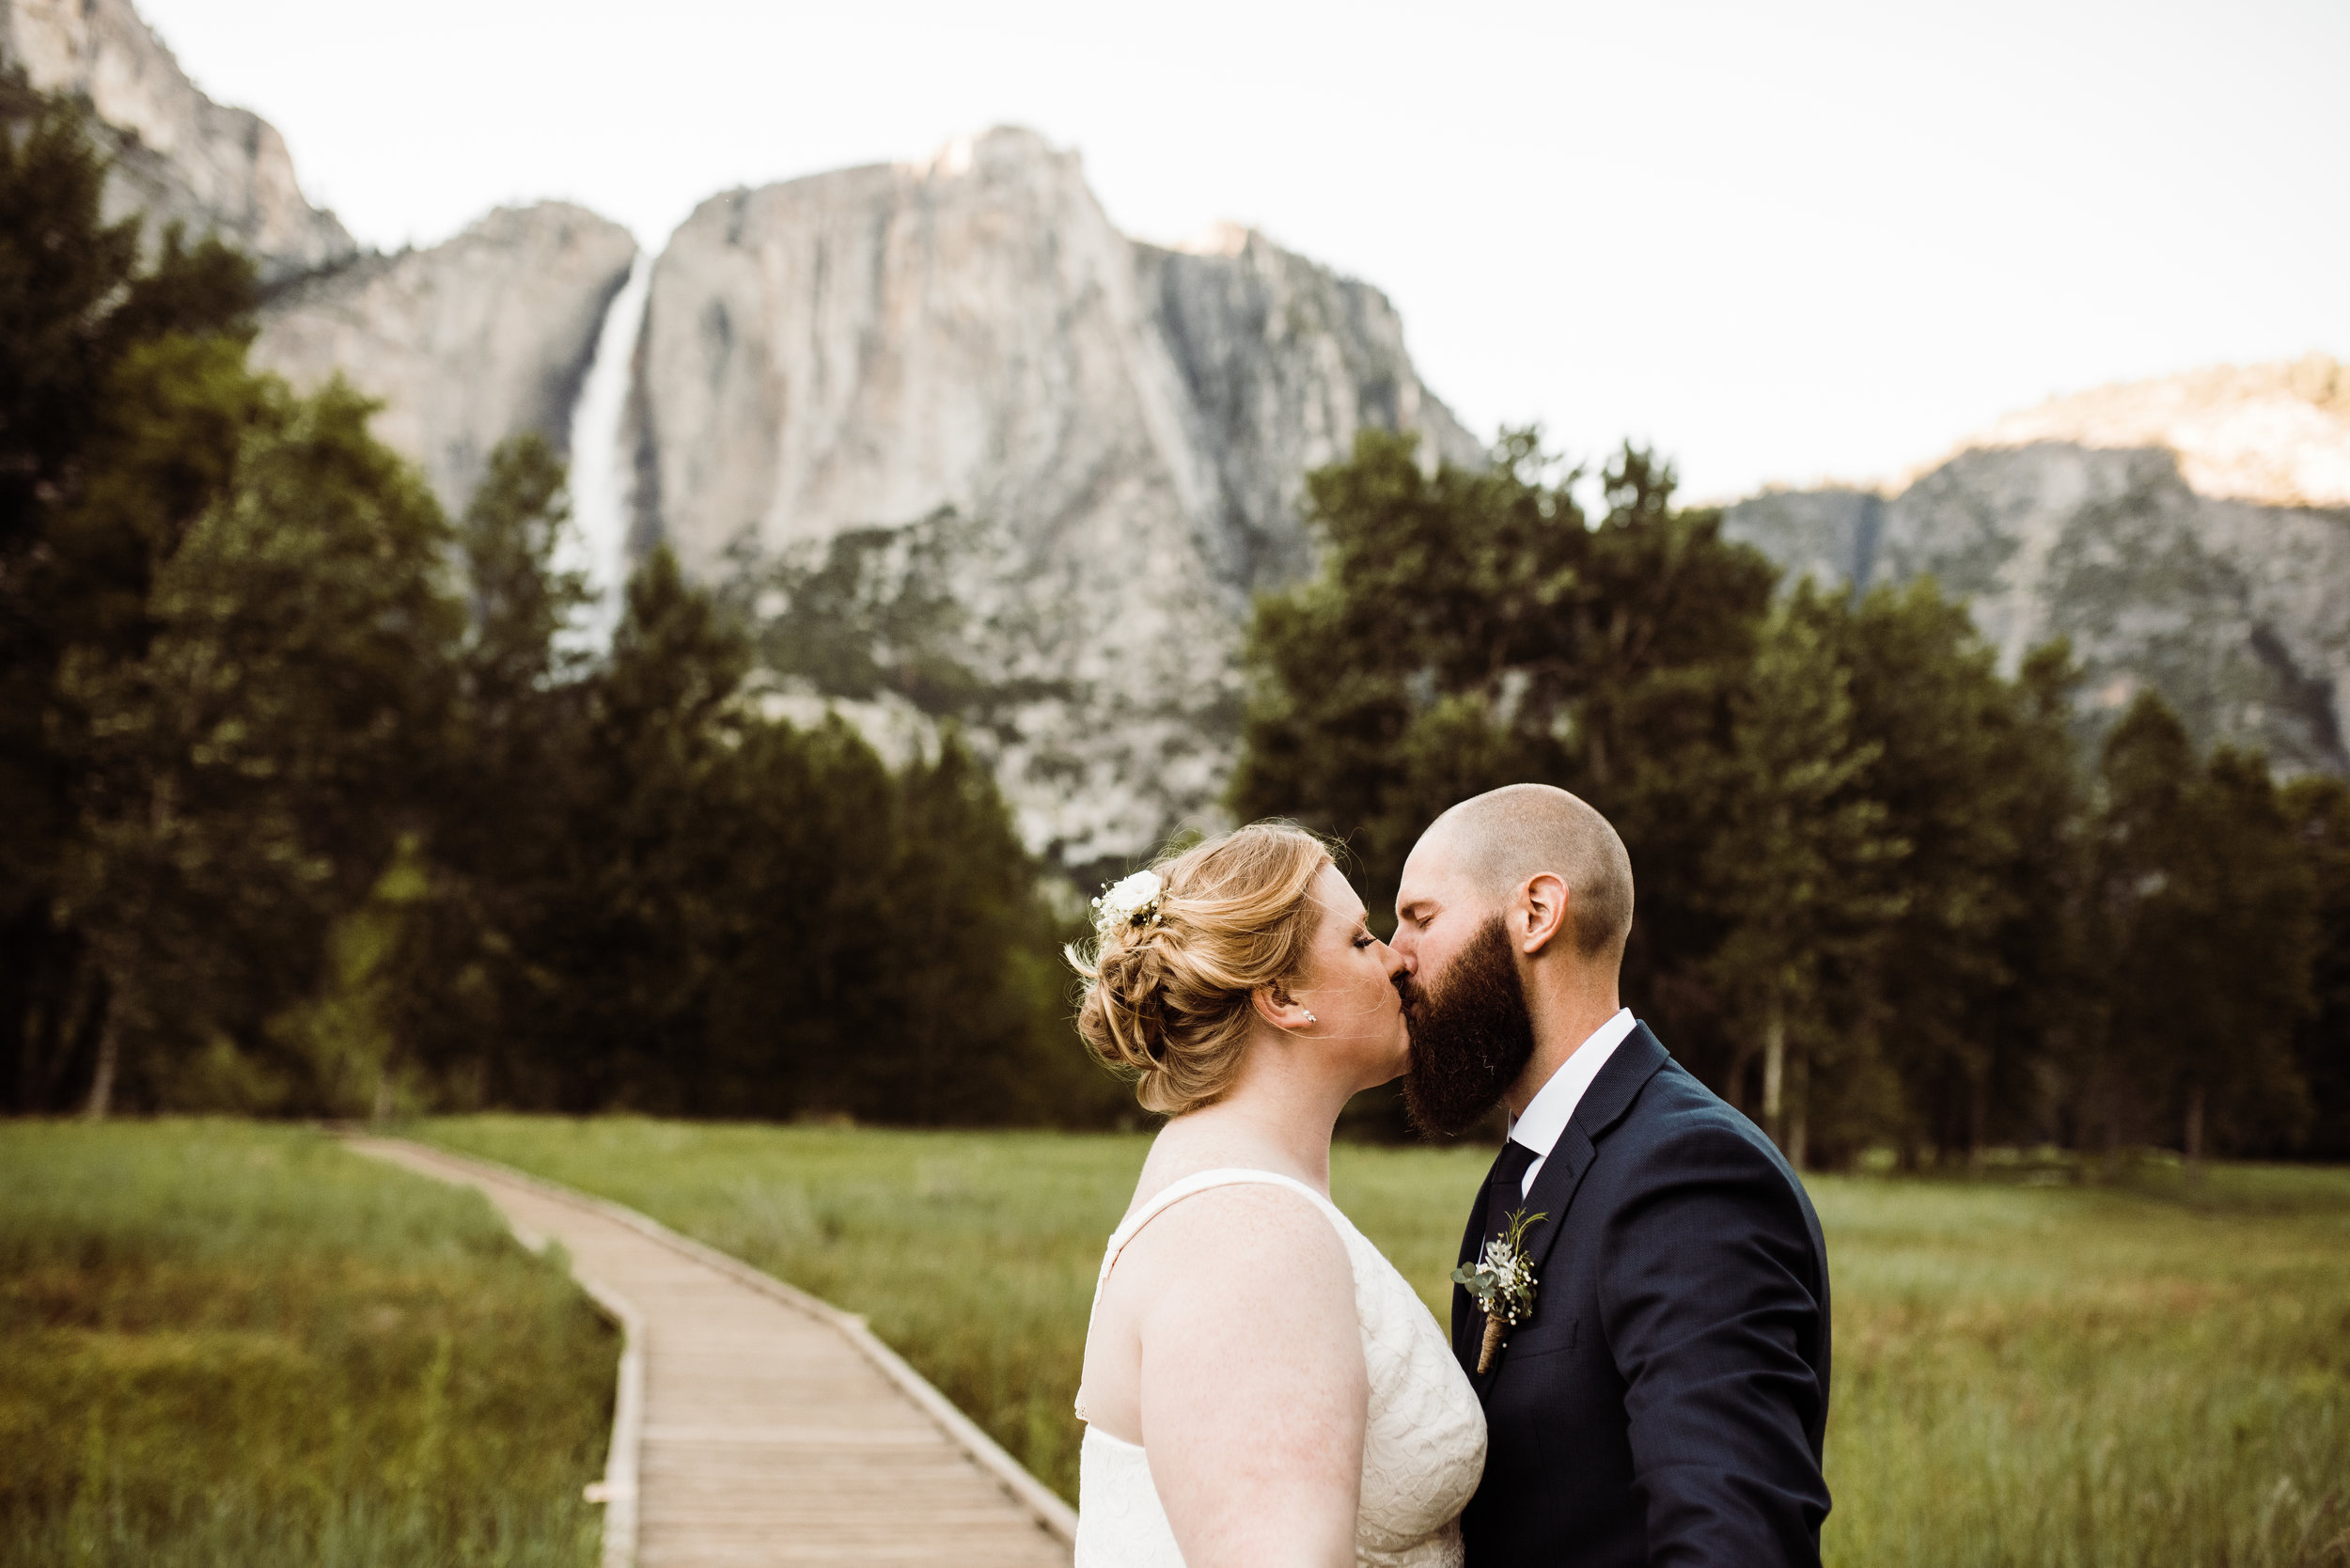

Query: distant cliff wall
[8,0,638,523]
[634,129,1480,861]
[1726,356,2350,775]
[253,204,637,511]
[0,0,352,279]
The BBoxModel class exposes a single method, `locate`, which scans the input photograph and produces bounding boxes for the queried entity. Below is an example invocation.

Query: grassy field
[0,1121,615,1568]
[421,1116,2350,1568]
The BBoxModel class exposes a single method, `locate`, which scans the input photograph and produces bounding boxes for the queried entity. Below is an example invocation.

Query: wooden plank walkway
[347,1137,1074,1568]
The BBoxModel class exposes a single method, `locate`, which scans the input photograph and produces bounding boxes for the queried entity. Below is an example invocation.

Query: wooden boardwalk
[349,1137,1074,1568]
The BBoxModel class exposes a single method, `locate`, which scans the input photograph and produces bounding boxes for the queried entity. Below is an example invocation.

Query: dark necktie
[1482,1139,1541,1252]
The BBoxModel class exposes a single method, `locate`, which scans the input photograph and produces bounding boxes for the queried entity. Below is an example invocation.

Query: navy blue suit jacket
[1452,1024,1831,1568]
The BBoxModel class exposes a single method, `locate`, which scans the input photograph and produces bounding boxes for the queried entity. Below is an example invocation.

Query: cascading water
[558,249,653,646]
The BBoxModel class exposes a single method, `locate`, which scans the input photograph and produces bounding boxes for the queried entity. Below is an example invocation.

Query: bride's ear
[1251,982,1316,1032]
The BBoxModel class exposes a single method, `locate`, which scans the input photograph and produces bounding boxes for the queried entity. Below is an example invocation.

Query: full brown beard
[1400,916,1536,1138]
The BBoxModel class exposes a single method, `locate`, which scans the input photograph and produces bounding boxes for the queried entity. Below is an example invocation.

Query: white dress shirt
[1505,1008,1637,1196]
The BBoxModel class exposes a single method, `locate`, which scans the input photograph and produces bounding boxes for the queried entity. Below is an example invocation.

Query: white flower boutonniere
[1091,869,1165,938]
[1452,1206,1546,1374]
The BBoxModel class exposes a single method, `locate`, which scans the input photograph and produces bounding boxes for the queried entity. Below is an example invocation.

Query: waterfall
[560,249,653,646]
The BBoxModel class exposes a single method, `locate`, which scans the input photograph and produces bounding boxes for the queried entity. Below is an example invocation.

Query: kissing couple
[1068,787,1832,1568]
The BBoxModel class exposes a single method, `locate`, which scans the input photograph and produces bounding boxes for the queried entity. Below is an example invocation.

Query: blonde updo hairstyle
[1071,823,1335,1117]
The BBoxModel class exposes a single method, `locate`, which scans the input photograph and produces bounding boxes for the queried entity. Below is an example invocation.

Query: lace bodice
[1073,1169,1487,1568]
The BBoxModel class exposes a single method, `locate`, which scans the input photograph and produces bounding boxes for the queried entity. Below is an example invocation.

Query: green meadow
[0,1121,614,1568]
[420,1117,2350,1568]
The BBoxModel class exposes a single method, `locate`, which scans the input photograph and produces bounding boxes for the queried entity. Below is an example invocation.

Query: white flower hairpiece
[1092,869,1165,938]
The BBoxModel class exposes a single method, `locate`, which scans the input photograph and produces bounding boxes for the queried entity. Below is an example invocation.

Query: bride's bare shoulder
[1107,1121,1350,1302]
[1111,1174,1366,1465]
[1112,1176,1348,1313]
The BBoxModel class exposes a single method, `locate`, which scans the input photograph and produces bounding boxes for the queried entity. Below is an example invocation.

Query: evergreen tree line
[2,90,1098,1124]
[1234,431,2350,1166]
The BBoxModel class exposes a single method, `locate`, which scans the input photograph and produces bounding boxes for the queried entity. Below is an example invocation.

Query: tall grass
[0,1121,614,1567]
[1814,1166,2350,1567]
[421,1116,2350,1567]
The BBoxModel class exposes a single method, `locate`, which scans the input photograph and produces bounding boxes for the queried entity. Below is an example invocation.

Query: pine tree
[2090,693,2317,1168]
[2281,776,2350,1155]
[1700,583,1908,1167]
[0,86,258,1112]
[354,435,597,1110]
[886,733,1092,1124]
[1824,584,2084,1160]
[535,544,756,1108]
[59,379,461,1112]
[698,712,901,1118]
[2185,749,2317,1163]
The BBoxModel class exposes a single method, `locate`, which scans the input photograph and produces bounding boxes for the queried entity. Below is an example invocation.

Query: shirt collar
[1505,1008,1637,1160]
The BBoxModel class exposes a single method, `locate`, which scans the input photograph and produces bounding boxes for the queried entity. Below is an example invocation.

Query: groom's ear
[1517,873,1570,957]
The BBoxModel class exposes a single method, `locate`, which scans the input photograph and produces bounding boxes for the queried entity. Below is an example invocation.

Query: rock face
[1726,355,2350,775]
[19,0,638,529]
[1957,355,2350,510]
[635,129,1480,862]
[254,204,637,511]
[0,0,353,279]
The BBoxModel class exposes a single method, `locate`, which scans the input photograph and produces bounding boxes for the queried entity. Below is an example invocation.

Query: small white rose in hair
[1092,870,1165,938]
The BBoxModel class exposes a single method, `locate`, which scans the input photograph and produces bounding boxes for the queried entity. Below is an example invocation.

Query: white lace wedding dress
[1073,1168,1488,1567]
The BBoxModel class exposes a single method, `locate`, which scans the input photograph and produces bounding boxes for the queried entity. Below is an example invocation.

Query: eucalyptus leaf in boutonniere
[1452,1206,1545,1374]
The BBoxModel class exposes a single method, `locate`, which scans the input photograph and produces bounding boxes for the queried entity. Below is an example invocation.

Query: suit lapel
[1474,1024,1671,1393]
[1519,1025,1669,1280]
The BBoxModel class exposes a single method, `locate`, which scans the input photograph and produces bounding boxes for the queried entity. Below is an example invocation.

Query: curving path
[348,1137,1075,1568]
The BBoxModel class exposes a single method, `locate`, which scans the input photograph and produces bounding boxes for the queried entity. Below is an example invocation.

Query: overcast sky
[139,0,2347,501]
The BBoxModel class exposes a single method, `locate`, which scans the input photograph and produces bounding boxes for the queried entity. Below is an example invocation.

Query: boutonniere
[1452,1206,1545,1374]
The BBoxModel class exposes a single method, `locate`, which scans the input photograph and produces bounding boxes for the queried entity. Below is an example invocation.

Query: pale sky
[140,0,2348,502]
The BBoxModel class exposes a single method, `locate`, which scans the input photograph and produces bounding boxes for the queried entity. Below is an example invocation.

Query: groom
[1391,784,1831,1568]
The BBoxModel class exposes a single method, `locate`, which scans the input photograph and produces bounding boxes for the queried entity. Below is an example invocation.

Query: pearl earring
[1304,1011,1318,1024]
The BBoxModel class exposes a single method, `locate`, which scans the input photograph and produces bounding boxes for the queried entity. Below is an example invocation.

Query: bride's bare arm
[1124,1184,1366,1568]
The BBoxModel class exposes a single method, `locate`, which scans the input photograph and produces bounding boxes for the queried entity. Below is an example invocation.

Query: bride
[1069,823,1486,1568]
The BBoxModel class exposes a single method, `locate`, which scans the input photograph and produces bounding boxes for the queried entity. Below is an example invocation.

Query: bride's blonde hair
[1071,823,1333,1116]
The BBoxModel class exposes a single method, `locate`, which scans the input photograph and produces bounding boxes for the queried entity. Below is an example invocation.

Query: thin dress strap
[1077,1168,1351,1425]
[1095,1168,1347,1287]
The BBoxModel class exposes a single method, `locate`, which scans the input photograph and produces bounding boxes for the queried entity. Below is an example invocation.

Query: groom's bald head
[1418,784,1635,962]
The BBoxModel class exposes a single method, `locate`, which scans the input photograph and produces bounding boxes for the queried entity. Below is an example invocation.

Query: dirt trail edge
[346,1136,1076,1568]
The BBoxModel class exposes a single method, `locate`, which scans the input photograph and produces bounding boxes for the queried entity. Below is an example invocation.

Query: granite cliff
[636,129,1480,860]
[1725,355,2350,775]
[0,0,352,279]
[3,0,636,515]
[253,205,637,511]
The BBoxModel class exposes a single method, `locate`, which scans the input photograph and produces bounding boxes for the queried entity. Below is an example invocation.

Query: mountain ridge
[252,203,637,510]
[631,125,1479,859]
[1724,356,2350,776]
[0,0,353,279]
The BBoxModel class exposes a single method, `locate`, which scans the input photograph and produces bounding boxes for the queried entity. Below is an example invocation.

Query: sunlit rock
[635,128,1479,863]
[0,0,353,279]
[1727,357,2350,775]
[253,204,637,512]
